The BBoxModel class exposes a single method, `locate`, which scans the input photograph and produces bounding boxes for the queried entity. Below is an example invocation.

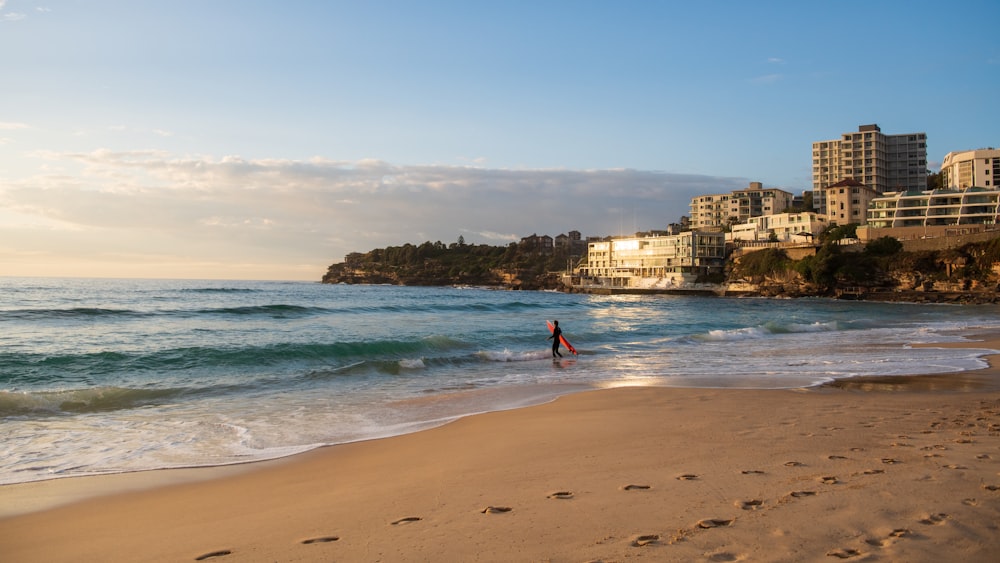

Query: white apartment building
[578,231,725,288]
[867,186,1000,228]
[729,212,829,242]
[689,182,794,230]
[940,148,1000,189]
[812,124,927,213]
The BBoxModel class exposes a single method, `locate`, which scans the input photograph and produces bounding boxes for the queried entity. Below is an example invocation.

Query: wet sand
[1,334,999,562]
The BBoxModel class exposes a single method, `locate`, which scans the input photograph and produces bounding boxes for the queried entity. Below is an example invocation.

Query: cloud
[767,57,785,64]
[0,122,29,130]
[1,150,749,279]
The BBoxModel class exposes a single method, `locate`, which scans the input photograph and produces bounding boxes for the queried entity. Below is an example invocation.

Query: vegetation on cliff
[322,238,576,289]
[731,229,1000,299]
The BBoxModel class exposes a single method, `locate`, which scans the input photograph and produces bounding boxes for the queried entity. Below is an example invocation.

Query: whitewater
[1,277,998,485]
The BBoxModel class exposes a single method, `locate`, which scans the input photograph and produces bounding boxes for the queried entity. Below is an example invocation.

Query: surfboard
[546,320,578,355]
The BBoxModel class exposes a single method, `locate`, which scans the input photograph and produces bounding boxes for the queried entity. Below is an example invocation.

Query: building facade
[940,148,1000,189]
[867,186,1000,228]
[729,212,829,242]
[689,182,794,230]
[812,124,927,197]
[823,178,878,226]
[577,231,725,288]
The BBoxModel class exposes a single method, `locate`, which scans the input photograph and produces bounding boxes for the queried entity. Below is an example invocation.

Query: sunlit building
[867,186,1000,228]
[577,231,725,288]
[940,148,1000,189]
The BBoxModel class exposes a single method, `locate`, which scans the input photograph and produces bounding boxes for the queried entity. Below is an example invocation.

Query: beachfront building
[866,186,1000,228]
[822,178,878,226]
[812,124,927,213]
[689,182,794,230]
[576,231,725,289]
[729,211,829,242]
[940,148,1000,189]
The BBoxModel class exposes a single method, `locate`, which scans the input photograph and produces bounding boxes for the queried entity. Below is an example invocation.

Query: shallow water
[1,278,998,484]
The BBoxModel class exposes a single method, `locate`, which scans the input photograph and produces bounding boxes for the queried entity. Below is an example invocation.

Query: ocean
[2,277,998,485]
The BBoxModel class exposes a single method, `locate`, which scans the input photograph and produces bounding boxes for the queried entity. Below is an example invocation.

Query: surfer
[548,320,563,358]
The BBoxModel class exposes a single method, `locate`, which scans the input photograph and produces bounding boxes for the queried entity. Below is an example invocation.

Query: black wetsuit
[550,324,563,358]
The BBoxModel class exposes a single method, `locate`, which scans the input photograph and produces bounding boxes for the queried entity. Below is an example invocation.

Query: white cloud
[0,122,29,130]
[767,57,785,64]
[1,150,749,279]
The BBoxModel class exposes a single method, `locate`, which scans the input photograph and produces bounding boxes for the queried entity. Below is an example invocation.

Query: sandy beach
[2,335,1000,562]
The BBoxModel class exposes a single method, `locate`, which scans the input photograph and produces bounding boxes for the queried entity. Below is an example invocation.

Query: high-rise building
[812,124,927,196]
[940,148,1000,189]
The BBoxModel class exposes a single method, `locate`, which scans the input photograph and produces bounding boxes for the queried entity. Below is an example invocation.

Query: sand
[2,336,1000,562]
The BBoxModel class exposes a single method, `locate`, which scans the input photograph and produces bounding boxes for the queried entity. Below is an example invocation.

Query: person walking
[548,320,563,358]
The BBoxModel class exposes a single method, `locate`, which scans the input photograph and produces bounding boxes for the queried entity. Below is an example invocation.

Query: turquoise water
[1,277,998,484]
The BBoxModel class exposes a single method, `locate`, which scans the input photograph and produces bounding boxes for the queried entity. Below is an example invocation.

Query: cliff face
[731,239,1000,303]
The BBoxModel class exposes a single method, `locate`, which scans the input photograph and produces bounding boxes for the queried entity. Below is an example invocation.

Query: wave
[0,336,478,385]
[692,320,840,342]
[0,386,186,416]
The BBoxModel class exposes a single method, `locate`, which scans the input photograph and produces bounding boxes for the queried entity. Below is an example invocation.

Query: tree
[865,236,902,257]
[926,170,944,190]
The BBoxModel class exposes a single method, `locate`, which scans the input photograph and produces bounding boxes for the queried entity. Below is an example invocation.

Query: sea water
[2,277,998,485]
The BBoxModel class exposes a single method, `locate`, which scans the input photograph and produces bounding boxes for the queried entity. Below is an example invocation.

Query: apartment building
[940,148,1000,189]
[578,231,725,288]
[689,182,794,230]
[812,124,927,210]
[729,211,829,242]
[867,186,1000,228]
[822,178,877,226]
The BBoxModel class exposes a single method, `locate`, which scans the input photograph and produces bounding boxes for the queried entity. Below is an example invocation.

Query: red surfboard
[546,320,578,355]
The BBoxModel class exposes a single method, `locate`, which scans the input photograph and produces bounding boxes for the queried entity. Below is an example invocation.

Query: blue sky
[2,1,997,280]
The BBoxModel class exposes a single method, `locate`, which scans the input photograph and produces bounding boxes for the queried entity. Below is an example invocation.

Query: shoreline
[2,334,999,561]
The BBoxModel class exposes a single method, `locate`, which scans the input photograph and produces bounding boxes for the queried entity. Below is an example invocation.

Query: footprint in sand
[741,470,765,475]
[859,469,885,475]
[631,534,659,547]
[195,550,232,561]
[697,518,734,529]
[976,454,991,460]
[707,551,745,562]
[481,506,512,514]
[954,438,974,444]
[784,461,805,467]
[982,484,1000,492]
[864,528,911,547]
[737,499,763,510]
[943,464,968,470]
[788,490,817,498]
[828,455,848,460]
[918,513,948,525]
[622,484,651,491]
[676,474,699,481]
[881,458,902,464]
[963,498,979,506]
[819,476,839,485]
[826,547,861,558]
[301,536,339,544]
[547,491,574,499]
[391,517,422,525]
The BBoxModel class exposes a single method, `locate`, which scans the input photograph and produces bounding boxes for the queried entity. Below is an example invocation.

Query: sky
[2,1,997,281]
